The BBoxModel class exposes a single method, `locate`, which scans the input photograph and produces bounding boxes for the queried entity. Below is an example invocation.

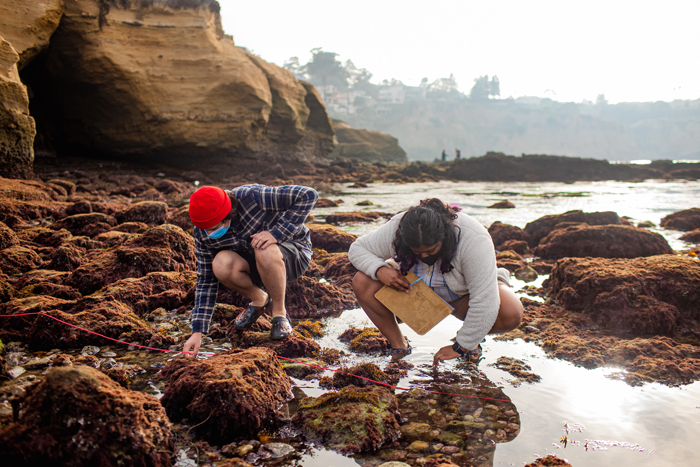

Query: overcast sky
[219,0,700,104]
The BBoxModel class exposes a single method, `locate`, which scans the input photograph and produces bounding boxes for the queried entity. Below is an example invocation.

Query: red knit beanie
[188,186,231,229]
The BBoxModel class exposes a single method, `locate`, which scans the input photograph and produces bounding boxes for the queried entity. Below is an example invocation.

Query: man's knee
[254,245,284,270]
[212,250,245,281]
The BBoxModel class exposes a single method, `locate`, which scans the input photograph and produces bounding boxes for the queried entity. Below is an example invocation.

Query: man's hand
[433,344,460,366]
[250,231,277,250]
[183,332,202,357]
[377,266,412,292]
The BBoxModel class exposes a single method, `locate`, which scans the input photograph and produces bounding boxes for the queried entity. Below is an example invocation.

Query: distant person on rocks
[183,184,318,356]
[455,148,461,160]
[349,198,523,365]
[441,149,448,161]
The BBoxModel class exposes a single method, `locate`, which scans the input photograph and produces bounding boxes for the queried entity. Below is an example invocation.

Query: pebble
[257,442,295,460]
[236,444,254,457]
[81,346,100,355]
[378,462,411,467]
[7,367,26,379]
[101,352,117,357]
[441,445,460,454]
[407,441,429,452]
[101,358,119,370]
[23,356,53,370]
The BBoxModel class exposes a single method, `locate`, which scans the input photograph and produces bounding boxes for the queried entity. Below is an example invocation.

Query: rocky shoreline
[0,163,698,466]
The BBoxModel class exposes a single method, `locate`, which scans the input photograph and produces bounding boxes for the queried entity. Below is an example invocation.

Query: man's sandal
[234,295,272,331]
[270,316,293,340]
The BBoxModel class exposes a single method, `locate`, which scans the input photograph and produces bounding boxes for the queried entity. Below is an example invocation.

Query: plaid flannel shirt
[191,184,318,333]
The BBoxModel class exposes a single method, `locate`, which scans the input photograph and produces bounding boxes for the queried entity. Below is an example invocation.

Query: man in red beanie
[183,184,318,355]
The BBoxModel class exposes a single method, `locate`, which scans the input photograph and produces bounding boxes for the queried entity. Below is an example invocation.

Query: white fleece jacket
[348,211,500,351]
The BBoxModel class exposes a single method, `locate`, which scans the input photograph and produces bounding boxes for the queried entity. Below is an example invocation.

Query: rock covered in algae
[523,210,622,246]
[319,362,398,389]
[339,326,391,353]
[65,224,195,295]
[533,224,672,259]
[306,223,358,252]
[548,255,700,335]
[660,207,700,231]
[0,366,173,467]
[227,327,321,359]
[524,454,573,466]
[325,211,392,225]
[158,348,292,444]
[292,385,402,454]
[0,294,174,350]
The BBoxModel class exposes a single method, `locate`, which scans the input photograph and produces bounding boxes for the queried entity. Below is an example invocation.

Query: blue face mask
[206,222,229,239]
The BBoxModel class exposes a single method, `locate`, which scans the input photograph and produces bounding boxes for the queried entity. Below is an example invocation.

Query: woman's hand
[433,344,460,366]
[376,266,412,292]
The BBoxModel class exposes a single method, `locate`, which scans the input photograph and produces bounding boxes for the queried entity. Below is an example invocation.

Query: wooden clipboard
[374,270,454,335]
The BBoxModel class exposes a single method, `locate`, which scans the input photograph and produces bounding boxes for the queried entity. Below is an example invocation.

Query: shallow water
[303,179,700,466]
[8,180,699,466]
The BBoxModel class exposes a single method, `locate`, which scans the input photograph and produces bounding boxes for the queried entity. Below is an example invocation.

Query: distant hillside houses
[318,83,427,115]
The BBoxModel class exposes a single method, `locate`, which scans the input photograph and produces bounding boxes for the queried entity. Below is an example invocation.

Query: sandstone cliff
[0,37,36,179]
[2,0,334,178]
[0,0,65,70]
[329,120,407,163]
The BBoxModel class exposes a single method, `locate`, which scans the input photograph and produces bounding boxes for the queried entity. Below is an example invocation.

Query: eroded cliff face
[12,0,333,174]
[0,37,36,179]
[0,0,65,70]
[330,120,407,163]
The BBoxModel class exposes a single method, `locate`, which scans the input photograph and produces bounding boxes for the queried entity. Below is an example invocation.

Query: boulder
[50,212,118,237]
[0,0,64,70]
[524,455,573,467]
[27,0,334,166]
[329,120,408,163]
[307,223,358,252]
[487,200,515,209]
[680,229,700,243]
[524,210,621,246]
[66,224,195,294]
[227,328,320,359]
[0,366,173,467]
[322,252,358,287]
[339,327,391,353]
[0,246,43,275]
[325,211,391,225]
[533,224,673,260]
[661,207,700,231]
[285,275,358,318]
[0,38,36,179]
[0,294,174,350]
[0,222,20,250]
[115,201,168,225]
[93,271,196,315]
[548,255,700,335]
[292,385,402,454]
[488,221,532,248]
[159,348,292,444]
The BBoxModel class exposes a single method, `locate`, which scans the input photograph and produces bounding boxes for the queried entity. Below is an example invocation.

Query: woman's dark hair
[392,198,460,274]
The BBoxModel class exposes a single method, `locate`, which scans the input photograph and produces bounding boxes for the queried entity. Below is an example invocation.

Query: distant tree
[303,48,349,91]
[427,74,463,100]
[283,56,303,79]
[490,76,500,97]
[596,93,608,105]
[346,59,377,96]
[469,75,500,100]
